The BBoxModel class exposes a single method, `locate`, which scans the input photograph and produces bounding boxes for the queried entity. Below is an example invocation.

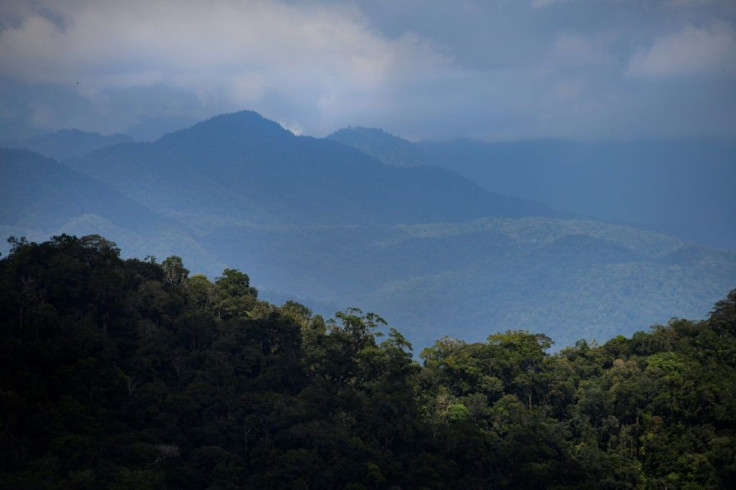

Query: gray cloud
[0,0,734,141]
[627,22,736,79]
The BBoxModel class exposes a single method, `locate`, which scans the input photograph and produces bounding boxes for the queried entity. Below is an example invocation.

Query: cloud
[627,22,736,79]
[0,0,734,141]
[551,33,613,67]
[667,0,714,5]
[531,0,573,9]
[0,0,450,134]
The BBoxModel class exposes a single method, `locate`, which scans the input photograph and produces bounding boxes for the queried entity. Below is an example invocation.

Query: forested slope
[4,112,734,352]
[66,111,555,226]
[1,235,734,489]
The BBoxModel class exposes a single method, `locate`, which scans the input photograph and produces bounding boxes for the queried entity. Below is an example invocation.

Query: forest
[1,235,735,489]
[5,113,735,351]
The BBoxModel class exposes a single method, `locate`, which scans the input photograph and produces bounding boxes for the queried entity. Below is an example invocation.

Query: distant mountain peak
[158,110,292,146]
[327,126,425,167]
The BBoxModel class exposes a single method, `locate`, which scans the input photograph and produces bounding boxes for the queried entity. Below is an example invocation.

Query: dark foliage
[1,235,734,488]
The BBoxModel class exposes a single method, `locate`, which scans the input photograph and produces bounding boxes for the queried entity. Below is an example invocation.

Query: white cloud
[0,0,450,133]
[1,0,734,140]
[627,22,736,79]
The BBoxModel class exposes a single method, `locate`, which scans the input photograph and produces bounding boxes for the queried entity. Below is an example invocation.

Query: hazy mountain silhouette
[3,111,734,350]
[1,149,156,232]
[67,111,559,226]
[417,139,736,249]
[327,127,425,167]
[0,148,221,271]
[10,129,134,161]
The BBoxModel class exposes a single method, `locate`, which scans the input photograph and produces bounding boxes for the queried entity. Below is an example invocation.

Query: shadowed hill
[0,148,222,272]
[3,111,734,350]
[417,139,736,249]
[8,129,134,161]
[327,126,426,167]
[1,149,161,233]
[67,111,559,226]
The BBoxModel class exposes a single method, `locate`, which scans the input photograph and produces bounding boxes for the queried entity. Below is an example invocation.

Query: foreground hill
[2,110,734,350]
[1,235,734,488]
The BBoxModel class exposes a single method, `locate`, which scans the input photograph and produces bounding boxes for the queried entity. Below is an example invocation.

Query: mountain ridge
[2,109,733,350]
[5,129,135,161]
[0,147,223,272]
[66,110,561,226]
[416,138,736,248]
[327,126,426,167]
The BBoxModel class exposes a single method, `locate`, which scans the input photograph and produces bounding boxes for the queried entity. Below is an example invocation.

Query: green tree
[214,268,257,319]
[161,255,188,288]
[486,330,552,409]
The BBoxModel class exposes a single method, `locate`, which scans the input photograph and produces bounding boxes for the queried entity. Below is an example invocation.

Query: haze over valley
[2,110,734,350]
[2,1,736,487]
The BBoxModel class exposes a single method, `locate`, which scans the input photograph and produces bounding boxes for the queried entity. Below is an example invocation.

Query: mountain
[327,126,425,167]
[66,111,557,227]
[0,148,221,272]
[416,139,736,249]
[123,114,199,142]
[3,110,734,350]
[1,149,154,232]
[10,129,134,161]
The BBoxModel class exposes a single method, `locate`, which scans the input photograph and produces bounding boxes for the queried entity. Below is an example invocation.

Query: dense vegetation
[2,235,735,489]
[4,112,735,352]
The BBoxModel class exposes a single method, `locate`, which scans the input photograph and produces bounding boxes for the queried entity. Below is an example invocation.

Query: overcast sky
[1,0,735,141]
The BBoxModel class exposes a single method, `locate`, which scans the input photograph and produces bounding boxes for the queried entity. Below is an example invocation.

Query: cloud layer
[1,0,735,140]
[627,22,736,79]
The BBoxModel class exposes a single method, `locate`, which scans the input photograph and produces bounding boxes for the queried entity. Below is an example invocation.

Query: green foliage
[1,235,735,489]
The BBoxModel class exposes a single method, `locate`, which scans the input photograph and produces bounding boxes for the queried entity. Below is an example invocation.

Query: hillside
[201,218,735,348]
[417,139,736,249]
[9,129,134,161]
[1,235,734,488]
[0,148,222,273]
[67,111,555,227]
[2,110,734,350]
[327,126,426,167]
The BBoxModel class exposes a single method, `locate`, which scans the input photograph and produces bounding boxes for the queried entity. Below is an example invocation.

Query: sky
[1,0,735,141]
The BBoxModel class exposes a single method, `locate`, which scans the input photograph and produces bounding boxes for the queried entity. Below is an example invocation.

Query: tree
[486,330,552,409]
[215,269,257,298]
[161,256,189,288]
[214,269,257,319]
